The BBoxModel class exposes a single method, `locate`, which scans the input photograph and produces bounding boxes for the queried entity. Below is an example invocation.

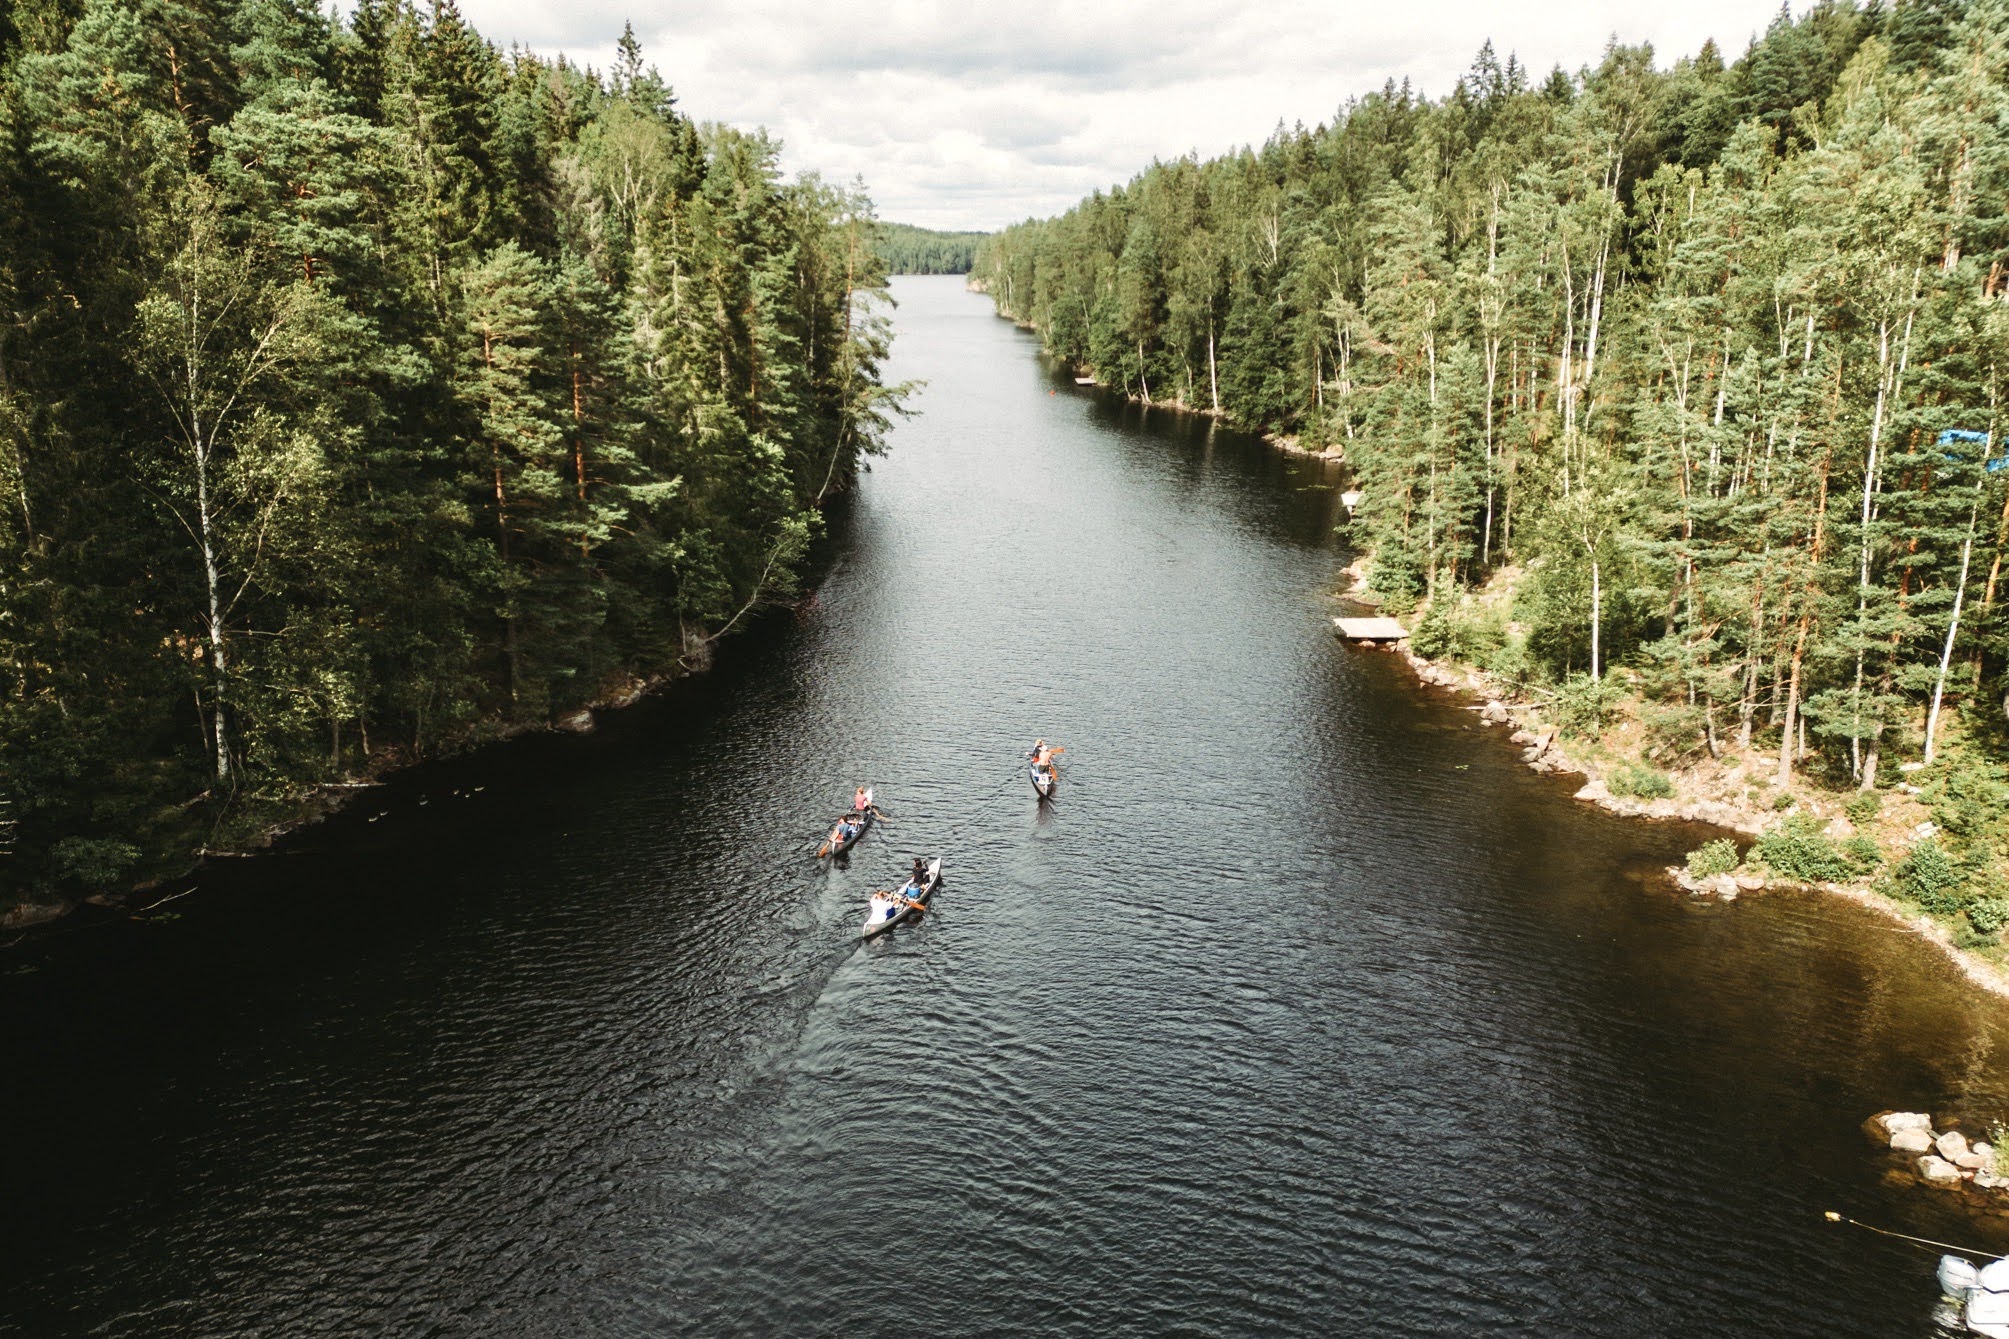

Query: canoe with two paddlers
[818,788,875,858]
[1027,741,1063,799]
[861,856,943,938]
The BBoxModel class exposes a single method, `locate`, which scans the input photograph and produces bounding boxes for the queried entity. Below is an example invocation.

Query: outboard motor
[1943,1255,1983,1299]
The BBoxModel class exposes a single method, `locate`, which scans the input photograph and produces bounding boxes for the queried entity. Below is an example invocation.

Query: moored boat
[1939,1254,2009,1336]
[861,856,943,938]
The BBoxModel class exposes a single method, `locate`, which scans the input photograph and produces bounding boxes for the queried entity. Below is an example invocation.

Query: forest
[0,0,901,906]
[875,222,987,274]
[977,1,2009,909]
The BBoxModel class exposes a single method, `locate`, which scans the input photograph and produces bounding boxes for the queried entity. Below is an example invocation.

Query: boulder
[1509,729,1538,747]
[1977,1141,1994,1159]
[1892,1128,1935,1154]
[1919,1155,1965,1188]
[1479,700,1511,725]
[1575,779,1611,803]
[1864,1111,1932,1140]
[555,708,595,735]
[1957,1152,1988,1170]
[1939,1130,1972,1161]
[1733,871,1766,891]
[1979,1172,2003,1190]
[1705,874,1740,900]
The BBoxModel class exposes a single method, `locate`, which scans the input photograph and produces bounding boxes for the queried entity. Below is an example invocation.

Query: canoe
[861,856,943,938]
[819,790,874,858]
[1029,761,1056,799]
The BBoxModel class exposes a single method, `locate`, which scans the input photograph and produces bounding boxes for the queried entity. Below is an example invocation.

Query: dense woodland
[979,1,2009,903]
[0,1,902,902]
[875,222,986,274]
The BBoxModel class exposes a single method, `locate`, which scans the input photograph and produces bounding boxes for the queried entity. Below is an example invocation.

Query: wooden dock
[1333,616,1409,642]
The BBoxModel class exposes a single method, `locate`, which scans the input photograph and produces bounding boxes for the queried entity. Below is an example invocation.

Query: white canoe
[861,857,943,938]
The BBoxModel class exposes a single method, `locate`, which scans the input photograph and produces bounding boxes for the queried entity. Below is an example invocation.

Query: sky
[454,0,1796,232]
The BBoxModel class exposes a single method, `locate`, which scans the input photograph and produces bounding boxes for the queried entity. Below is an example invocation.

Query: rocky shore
[1373,620,2009,1005]
[1866,1111,2009,1200]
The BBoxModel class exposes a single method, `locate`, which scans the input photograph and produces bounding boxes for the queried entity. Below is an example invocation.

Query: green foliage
[1751,814,1856,884]
[1844,790,1883,825]
[1686,838,1740,879]
[50,837,140,890]
[1841,834,1884,871]
[1609,762,1675,799]
[1640,701,1707,763]
[876,222,988,275]
[0,6,903,898]
[1891,838,1969,914]
[1967,897,2009,937]
[1552,673,1625,740]
[974,1,2009,872]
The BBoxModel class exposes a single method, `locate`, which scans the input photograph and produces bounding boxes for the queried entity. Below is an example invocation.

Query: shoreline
[1369,623,2009,1005]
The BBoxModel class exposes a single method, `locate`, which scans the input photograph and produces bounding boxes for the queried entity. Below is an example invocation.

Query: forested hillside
[0,1,901,906]
[980,1,2009,915]
[876,223,987,274]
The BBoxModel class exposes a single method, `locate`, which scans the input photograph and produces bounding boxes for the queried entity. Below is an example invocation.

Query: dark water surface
[9,277,2009,1337]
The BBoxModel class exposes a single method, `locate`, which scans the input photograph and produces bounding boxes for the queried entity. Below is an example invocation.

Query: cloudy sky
[456,0,1793,231]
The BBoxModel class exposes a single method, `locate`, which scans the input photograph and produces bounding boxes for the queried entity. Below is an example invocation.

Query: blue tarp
[1938,429,2006,472]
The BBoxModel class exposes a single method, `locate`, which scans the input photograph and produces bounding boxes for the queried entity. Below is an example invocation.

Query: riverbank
[1347,557,2009,1003]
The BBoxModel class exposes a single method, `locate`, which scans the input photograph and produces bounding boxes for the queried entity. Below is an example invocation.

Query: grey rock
[1919,1154,1965,1188]
[1939,1130,1972,1161]
[1892,1128,1935,1154]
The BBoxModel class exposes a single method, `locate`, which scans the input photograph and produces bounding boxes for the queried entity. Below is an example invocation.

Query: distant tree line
[979,1,2009,899]
[0,1,901,900]
[876,223,988,274]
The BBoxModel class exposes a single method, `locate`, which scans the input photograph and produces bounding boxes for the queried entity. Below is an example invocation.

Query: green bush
[1892,839,1968,915]
[1750,815,1855,883]
[1610,762,1675,799]
[1410,599,1456,659]
[1485,636,1538,693]
[1553,673,1626,740]
[1968,898,2009,936]
[1841,834,1883,872]
[50,837,141,891]
[1686,839,1739,879]
[1640,701,1707,762]
[1844,790,1883,825]
[1772,791,1797,811]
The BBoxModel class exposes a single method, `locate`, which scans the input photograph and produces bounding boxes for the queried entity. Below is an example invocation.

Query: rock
[555,708,595,735]
[1979,1171,2003,1190]
[1574,779,1611,803]
[0,899,71,930]
[1705,873,1740,899]
[1480,700,1511,725]
[1865,1110,1932,1141]
[1916,821,1939,839]
[1977,1141,1993,1159]
[1892,1128,1935,1154]
[1957,1152,1988,1170]
[1509,729,1538,747]
[1919,1155,1965,1188]
[1939,1130,1972,1161]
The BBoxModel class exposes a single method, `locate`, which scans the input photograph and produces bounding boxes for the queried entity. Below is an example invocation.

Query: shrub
[1892,839,1968,915]
[1553,673,1626,740]
[1772,791,1797,811]
[51,836,140,890]
[1640,701,1707,763]
[1485,636,1537,693]
[1750,815,1855,883]
[1686,839,1739,880]
[1410,599,1457,659]
[1968,898,2009,937]
[1844,790,1883,826]
[1610,762,1675,799]
[1841,835,1883,872]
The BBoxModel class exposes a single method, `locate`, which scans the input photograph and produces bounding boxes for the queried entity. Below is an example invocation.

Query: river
[7,276,2009,1337]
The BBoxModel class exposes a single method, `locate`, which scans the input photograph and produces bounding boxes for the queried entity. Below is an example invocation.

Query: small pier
[1332,616,1409,643]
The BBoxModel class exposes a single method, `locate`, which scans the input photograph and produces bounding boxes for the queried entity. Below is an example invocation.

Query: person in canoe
[908,857,927,889]
[852,785,871,812]
[1027,739,1063,774]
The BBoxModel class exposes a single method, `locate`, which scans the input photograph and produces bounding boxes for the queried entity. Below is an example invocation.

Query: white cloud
[454,0,1791,230]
